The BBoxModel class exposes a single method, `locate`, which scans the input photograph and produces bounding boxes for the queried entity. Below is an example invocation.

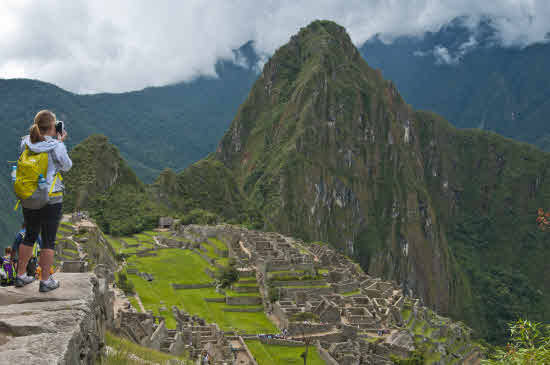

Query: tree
[297,322,313,365]
[482,319,550,364]
[216,258,239,288]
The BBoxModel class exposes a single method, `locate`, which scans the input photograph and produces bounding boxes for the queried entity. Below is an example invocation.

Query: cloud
[416,35,479,65]
[1,0,549,93]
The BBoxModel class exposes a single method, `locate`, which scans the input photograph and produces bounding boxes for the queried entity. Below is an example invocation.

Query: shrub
[482,319,550,364]
[268,286,280,303]
[117,272,135,295]
[217,258,239,288]
[180,209,220,225]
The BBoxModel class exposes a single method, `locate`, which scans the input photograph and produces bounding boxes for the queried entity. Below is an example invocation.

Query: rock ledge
[0,273,106,365]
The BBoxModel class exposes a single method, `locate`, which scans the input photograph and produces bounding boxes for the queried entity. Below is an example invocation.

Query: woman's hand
[57,130,68,142]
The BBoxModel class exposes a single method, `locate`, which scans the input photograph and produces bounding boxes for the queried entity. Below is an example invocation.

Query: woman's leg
[39,203,62,282]
[18,208,41,277]
[38,249,54,281]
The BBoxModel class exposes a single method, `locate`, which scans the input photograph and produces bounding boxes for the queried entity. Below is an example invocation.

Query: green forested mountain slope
[214,20,550,343]
[63,135,164,236]
[153,158,263,227]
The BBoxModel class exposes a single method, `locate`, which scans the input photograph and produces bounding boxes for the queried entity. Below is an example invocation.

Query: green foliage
[63,135,165,236]
[217,258,239,288]
[117,272,135,295]
[448,213,546,343]
[390,350,425,365]
[482,319,550,364]
[155,160,264,228]
[268,286,280,303]
[179,209,220,225]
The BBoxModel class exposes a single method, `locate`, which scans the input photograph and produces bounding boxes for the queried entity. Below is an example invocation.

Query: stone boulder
[0,273,106,365]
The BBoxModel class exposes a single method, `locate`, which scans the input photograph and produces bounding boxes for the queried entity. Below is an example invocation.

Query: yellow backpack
[14,146,60,210]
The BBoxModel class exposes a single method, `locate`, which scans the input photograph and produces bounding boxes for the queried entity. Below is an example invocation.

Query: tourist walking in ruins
[14,110,72,292]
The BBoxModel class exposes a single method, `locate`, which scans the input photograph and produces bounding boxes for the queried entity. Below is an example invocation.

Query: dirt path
[290,329,340,340]
[112,287,131,316]
[153,236,169,248]
[239,240,252,259]
[134,293,146,313]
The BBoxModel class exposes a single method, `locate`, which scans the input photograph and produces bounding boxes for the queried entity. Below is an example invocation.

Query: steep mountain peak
[278,20,359,62]
[259,20,363,95]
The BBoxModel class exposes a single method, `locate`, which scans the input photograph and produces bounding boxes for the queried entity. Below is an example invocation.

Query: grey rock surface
[385,330,415,351]
[0,273,105,365]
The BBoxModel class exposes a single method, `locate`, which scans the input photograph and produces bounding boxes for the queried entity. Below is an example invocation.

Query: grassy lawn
[208,237,227,250]
[245,340,325,365]
[127,249,213,285]
[134,233,154,243]
[200,241,219,260]
[125,247,275,333]
[225,289,261,297]
[341,290,361,296]
[122,237,140,246]
[216,257,230,267]
[234,282,259,287]
[268,270,305,275]
[106,236,123,251]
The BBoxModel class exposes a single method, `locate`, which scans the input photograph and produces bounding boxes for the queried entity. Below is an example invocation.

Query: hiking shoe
[15,274,35,287]
[39,277,60,293]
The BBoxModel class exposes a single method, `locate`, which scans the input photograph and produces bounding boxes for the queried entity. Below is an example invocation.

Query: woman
[15,110,72,292]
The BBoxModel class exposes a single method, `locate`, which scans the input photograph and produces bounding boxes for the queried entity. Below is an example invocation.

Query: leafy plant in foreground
[482,319,550,364]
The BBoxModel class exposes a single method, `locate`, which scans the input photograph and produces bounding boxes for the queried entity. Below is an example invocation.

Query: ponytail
[30,110,56,143]
[29,124,43,143]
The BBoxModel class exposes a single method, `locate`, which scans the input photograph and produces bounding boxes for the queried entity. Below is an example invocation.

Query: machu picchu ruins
[0,213,483,364]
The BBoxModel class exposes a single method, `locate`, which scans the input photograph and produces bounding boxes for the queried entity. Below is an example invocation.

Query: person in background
[15,110,72,292]
[1,247,15,286]
[11,223,42,270]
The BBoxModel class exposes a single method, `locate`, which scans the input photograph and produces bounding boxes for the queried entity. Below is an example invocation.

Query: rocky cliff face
[0,273,110,365]
[215,20,550,342]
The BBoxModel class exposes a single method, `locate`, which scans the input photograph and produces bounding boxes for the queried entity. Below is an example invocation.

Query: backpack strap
[49,172,63,197]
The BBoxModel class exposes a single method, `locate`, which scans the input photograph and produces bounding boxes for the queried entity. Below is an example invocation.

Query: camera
[55,121,65,135]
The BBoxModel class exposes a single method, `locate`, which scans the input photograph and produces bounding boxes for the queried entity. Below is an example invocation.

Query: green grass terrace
[245,340,325,365]
[123,243,276,334]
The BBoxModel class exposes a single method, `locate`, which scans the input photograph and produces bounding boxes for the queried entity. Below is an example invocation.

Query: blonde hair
[30,110,56,143]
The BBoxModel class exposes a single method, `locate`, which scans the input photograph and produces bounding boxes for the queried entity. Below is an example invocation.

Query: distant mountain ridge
[360,18,550,150]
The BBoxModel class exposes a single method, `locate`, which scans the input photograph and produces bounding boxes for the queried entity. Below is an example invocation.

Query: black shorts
[22,203,62,250]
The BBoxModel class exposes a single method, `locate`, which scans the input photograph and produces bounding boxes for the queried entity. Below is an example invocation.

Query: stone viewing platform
[0,273,112,365]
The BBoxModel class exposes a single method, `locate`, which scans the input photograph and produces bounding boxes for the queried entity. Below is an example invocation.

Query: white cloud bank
[1,0,549,93]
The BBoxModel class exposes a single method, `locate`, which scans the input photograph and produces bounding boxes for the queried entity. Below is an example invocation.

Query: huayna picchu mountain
[211,20,550,343]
